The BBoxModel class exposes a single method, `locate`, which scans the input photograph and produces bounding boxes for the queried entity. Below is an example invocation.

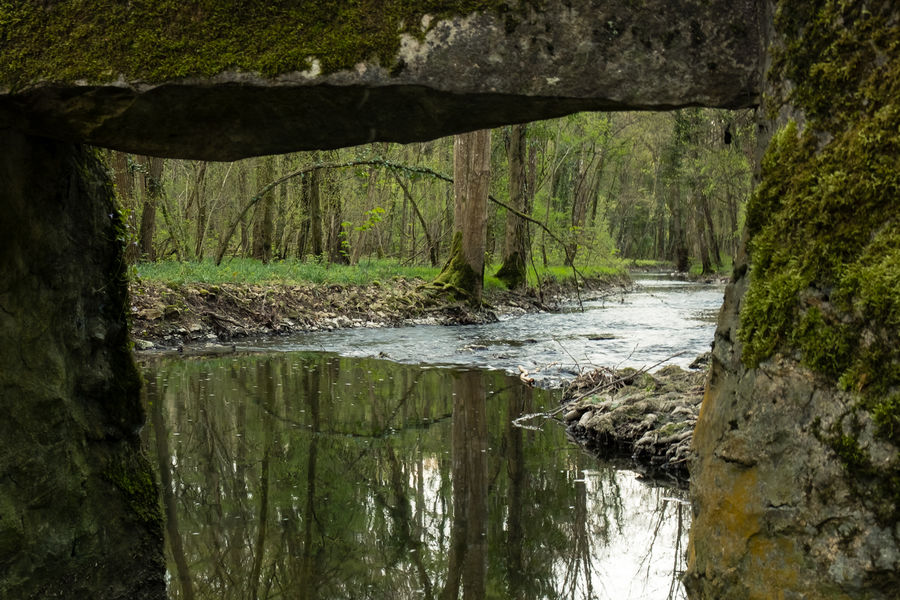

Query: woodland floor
[129,273,631,354]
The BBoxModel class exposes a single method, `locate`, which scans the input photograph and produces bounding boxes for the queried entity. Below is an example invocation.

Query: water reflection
[143,353,687,599]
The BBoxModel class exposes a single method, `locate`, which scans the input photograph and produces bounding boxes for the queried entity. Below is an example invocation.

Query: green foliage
[339,221,352,259]
[354,206,385,233]
[0,1,521,88]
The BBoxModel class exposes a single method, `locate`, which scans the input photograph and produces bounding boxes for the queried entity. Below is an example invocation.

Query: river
[142,275,723,599]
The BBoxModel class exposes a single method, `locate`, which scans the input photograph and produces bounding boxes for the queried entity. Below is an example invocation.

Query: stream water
[241,276,723,386]
[142,275,723,599]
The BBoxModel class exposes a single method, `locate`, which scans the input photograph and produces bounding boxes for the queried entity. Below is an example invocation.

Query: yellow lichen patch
[744,536,801,599]
[696,465,763,567]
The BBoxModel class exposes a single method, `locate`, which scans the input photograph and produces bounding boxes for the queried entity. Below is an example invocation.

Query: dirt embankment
[129,275,629,352]
[561,358,709,480]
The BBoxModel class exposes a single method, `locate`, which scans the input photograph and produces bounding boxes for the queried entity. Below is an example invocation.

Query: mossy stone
[737,0,900,519]
[0,1,529,88]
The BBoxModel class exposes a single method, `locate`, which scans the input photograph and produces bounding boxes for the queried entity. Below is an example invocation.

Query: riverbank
[561,358,708,481]
[129,273,631,351]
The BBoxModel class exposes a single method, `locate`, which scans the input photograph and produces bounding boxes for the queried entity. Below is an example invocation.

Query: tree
[495,124,529,289]
[251,156,275,263]
[430,129,491,305]
[139,156,164,261]
[300,156,324,259]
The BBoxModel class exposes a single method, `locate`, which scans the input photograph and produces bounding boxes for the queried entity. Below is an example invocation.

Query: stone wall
[0,131,166,599]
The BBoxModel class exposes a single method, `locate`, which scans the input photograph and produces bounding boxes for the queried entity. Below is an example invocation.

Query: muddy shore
[129,274,630,352]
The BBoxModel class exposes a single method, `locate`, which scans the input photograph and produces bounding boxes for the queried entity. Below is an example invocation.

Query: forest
[109,108,755,289]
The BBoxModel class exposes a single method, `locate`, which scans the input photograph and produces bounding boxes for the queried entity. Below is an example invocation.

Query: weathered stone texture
[686,1,900,595]
[0,131,166,599]
[0,0,762,160]
[687,267,900,598]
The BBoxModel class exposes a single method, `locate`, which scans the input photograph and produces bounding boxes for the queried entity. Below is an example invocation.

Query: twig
[554,338,583,374]
[511,350,687,427]
[567,351,687,405]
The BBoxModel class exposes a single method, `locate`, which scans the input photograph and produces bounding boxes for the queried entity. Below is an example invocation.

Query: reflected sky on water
[143,353,688,600]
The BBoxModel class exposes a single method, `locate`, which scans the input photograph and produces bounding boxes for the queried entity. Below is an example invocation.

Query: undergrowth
[135,258,626,290]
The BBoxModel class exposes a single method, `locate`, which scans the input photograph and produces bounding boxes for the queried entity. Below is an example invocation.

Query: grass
[134,258,440,286]
[688,256,734,277]
[625,258,674,270]
[134,258,627,289]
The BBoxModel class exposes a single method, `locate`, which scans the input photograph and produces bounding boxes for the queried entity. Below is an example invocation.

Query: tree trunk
[697,215,713,274]
[237,167,250,258]
[700,191,722,268]
[251,157,274,264]
[191,162,208,261]
[669,195,690,272]
[304,162,324,258]
[495,124,529,289]
[112,151,140,263]
[325,165,349,264]
[139,156,164,261]
[430,129,491,305]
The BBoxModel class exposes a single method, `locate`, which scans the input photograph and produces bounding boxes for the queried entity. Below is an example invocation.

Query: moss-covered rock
[0,130,165,599]
[739,0,900,521]
[0,0,763,159]
[1,0,516,85]
[688,1,900,597]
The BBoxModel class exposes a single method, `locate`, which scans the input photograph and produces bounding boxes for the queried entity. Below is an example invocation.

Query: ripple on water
[243,276,725,386]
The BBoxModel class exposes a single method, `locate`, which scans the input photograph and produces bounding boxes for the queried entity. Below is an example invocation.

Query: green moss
[741,2,900,394]
[741,0,900,522]
[872,394,900,445]
[822,425,900,523]
[428,230,482,305]
[0,1,531,89]
[494,250,526,289]
[103,454,161,526]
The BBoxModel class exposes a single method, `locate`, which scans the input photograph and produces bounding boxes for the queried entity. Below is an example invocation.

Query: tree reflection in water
[142,353,688,599]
